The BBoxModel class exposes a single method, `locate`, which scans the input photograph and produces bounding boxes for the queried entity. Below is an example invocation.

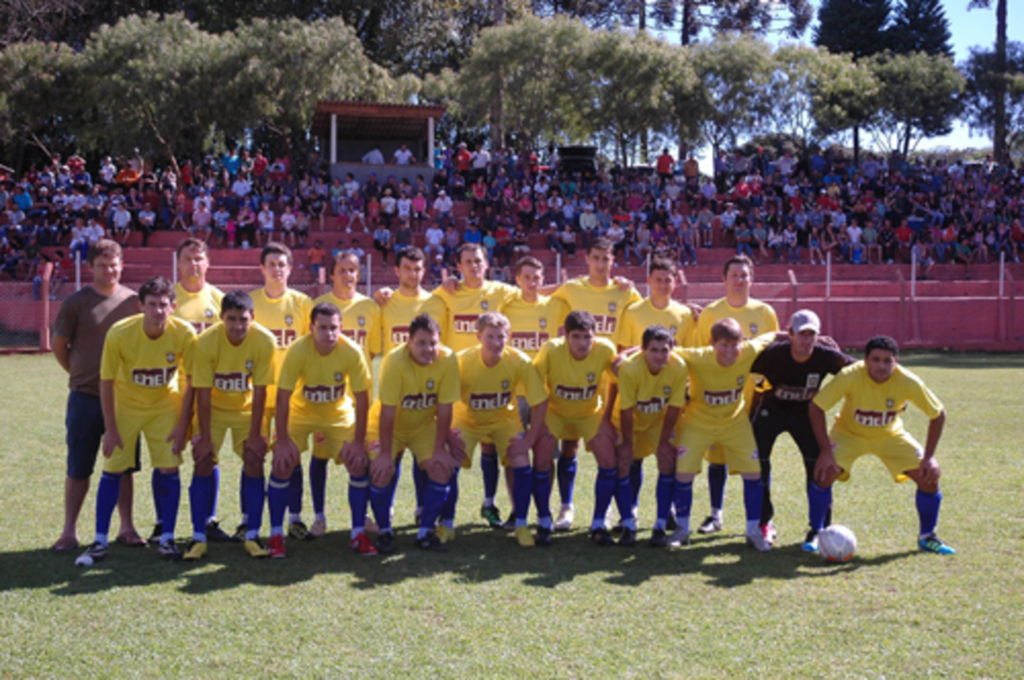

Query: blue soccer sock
[808,482,832,533]
[151,468,162,524]
[94,471,123,545]
[349,473,370,537]
[288,463,304,521]
[673,479,693,532]
[742,477,763,534]
[369,483,393,534]
[533,469,553,529]
[189,473,213,541]
[441,469,460,527]
[310,457,328,519]
[708,463,727,515]
[243,474,265,541]
[615,474,636,530]
[238,470,248,526]
[916,489,943,538]
[419,479,450,539]
[481,451,499,506]
[159,471,181,543]
[413,462,429,512]
[512,466,533,527]
[591,467,617,529]
[629,459,643,510]
[557,455,577,508]
[387,459,402,515]
[208,464,220,524]
[268,475,290,537]
[654,474,675,530]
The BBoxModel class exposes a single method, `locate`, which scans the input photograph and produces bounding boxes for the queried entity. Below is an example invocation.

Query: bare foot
[51,535,80,552]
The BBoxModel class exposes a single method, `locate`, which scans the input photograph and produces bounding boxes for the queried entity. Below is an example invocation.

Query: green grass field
[1,352,1022,678]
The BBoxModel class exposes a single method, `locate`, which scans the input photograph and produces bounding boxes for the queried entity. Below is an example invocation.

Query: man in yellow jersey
[613,325,688,547]
[185,290,276,560]
[533,310,622,546]
[165,237,229,544]
[808,335,954,555]
[452,313,549,547]
[366,314,462,553]
[613,257,696,529]
[546,238,641,530]
[76,277,196,566]
[672,318,776,552]
[269,303,372,558]
[693,254,778,538]
[251,242,314,540]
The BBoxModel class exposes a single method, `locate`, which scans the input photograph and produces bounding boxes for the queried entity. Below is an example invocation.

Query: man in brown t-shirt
[51,239,142,551]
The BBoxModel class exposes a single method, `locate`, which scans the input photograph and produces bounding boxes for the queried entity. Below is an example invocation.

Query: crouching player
[808,335,954,555]
[453,313,549,547]
[366,314,462,553]
[613,325,689,547]
[186,291,276,559]
[269,303,371,558]
[673,318,775,551]
[533,310,622,547]
[76,277,196,566]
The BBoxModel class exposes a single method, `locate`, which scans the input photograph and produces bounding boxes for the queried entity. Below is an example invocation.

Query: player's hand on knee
[272,439,299,478]
[656,442,677,474]
[428,451,455,481]
[448,429,466,466]
[506,435,530,463]
[918,457,941,486]
[243,433,267,462]
[370,454,395,489]
[813,449,840,486]
[167,421,189,456]
[341,440,368,475]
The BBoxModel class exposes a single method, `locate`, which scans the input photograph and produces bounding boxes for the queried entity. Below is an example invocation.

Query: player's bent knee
[346,459,368,477]
[675,472,696,483]
[507,453,529,469]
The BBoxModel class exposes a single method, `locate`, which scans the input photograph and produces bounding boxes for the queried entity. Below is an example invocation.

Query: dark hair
[260,242,292,266]
[710,318,743,343]
[409,313,441,338]
[457,242,485,261]
[588,237,613,254]
[138,276,175,304]
[220,290,254,316]
[515,256,544,276]
[865,334,899,357]
[310,302,341,324]
[564,309,596,334]
[176,237,207,258]
[649,257,677,276]
[396,246,425,267]
[87,239,122,265]
[642,325,675,349]
[722,254,754,278]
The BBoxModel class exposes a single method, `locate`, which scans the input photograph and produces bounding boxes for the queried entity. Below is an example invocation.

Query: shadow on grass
[0,524,919,596]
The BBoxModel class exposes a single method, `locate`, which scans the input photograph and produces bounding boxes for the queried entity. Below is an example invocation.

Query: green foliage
[814,0,892,60]
[0,40,79,156]
[961,42,1024,159]
[889,0,952,57]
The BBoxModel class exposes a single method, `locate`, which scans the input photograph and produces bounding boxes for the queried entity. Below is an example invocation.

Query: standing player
[366,314,462,553]
[76,277,196,566]
[613,326,689,547]
[672,318,775,551]
[269,303,372,557]
[452,313,549,547]
[749,309,854,546]
[546,238,641,530]
[251,242,314,540]
[185,290,276,559]
[692,254,778,536]
[52,239,141,552]
[533,310,623,546]
[809,335,954,555]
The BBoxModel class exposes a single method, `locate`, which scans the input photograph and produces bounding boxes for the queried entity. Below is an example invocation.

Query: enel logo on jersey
[703,388,742,406]
[853,409,898,427]
[213,372,251,392]
[132,366,177,387]
[510,331,548,352]
[270,328,298,348]
[391,326,410,345]
[555,384,597,401]
[401,393,438,410]
[303,384,346,404]
[592,315,617,335]
[453,314,481,334]
[469,391,512,410]
[635,396,667,414]
[341,328,367,347]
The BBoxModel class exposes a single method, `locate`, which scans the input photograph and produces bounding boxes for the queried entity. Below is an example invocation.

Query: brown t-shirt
[53,285,138,396]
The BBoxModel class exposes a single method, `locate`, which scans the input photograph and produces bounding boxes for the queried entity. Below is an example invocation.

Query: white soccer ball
[818,524,857,563]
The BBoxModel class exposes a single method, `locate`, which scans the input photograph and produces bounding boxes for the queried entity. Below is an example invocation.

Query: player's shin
[708,463,727,518]
[916,489,942,538]
[630,460,643,512]
[742,476,763,535]
[243,474,265,540]
[238,470,248,527]
[310,457,328,522]
[95,471,123,545]
[189,474,213,542]
[419,478,450,539]
[512,466,533,527]
[349,473,370,538]
[481,449,499,507]
[268,475,290,536]
[208,465,220,524]
[592,468,617,530]
[413,462,428,515]
[288,463,304,523]
[441,469,459,529]
[654,474,675,530]
[533,469,553,529]
[614,474,635,530]
[369,483,392,533]
[557,455,577,509]
[387,459,402,515]
[807,482,832,533]
[159,471,181,543]
[151,468,162,525]
[673,479,693,533]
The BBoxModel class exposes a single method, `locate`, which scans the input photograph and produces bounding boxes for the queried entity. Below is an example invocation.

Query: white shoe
[554,506,574,532]
[667,528,690,547]
[746,529,772,552]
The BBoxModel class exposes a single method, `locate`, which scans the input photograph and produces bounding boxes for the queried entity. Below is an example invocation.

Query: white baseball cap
[790,309,821,334]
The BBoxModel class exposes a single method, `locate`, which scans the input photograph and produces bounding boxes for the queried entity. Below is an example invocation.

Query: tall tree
[969,0,1009,161]
[890,0,952,56]
[961,42,1024,158]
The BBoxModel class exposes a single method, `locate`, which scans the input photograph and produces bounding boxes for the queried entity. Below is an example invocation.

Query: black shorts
[66,391,141,479]
[750,397,819,463]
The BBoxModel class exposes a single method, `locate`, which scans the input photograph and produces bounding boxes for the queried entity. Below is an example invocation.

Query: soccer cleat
[232,524,248,542]
[309,518,327,539]
[182,540,208,561]
[75,541,109,567]
[668,528,691,548]
[697,515,723,534]
[480,504,504,529]
[287,521,310,541]
[553,507,575,532]
[649,528,668,548]
[148,523,164,545]
[376,532,397,555]
[205,520,233,543]
[349,532,379,556]
[416,531,449,552]
[802,530,820,553]
[918,534,956,555]
[159,540,183,562]
[436,525,456,544]
[760,522,778,546]
[245,538,270,558]
[618,527,637,547]
[502,511,516,532]
[513,526,535,548]
[589,527,615,546]
[535,527,553,547]
[746,529,772,552]
[267,534,286,558]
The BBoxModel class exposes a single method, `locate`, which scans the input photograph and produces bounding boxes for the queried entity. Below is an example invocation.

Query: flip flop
[51,538,80,552]
[115,533,146,547]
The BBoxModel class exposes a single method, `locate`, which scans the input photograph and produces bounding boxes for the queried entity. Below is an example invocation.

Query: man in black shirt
[750,309,854,547]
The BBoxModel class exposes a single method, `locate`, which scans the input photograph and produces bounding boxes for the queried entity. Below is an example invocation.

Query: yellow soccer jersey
[614,298,697,350]
[191,321,276,416]
[498,292,569,358]
[552,278,642,339]
[534,337,616,419]
[381,288,450,355]
[677,334,774,427]
[100,314,196,415]
[378,344,461,436]
[251,287,314,355]
[612,351,689,431]
[277,333,371,424]
[453,346,548,429]
[432,280,518,352]
[695,297,778,346]
[173,282,224,334]
[812,362,944,440]
[314,291,383,359]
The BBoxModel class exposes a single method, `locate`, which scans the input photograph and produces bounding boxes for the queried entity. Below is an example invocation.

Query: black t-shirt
[751,339,853,411]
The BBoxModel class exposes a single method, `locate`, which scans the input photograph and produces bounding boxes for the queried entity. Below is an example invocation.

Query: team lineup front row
[73,240,955,566]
